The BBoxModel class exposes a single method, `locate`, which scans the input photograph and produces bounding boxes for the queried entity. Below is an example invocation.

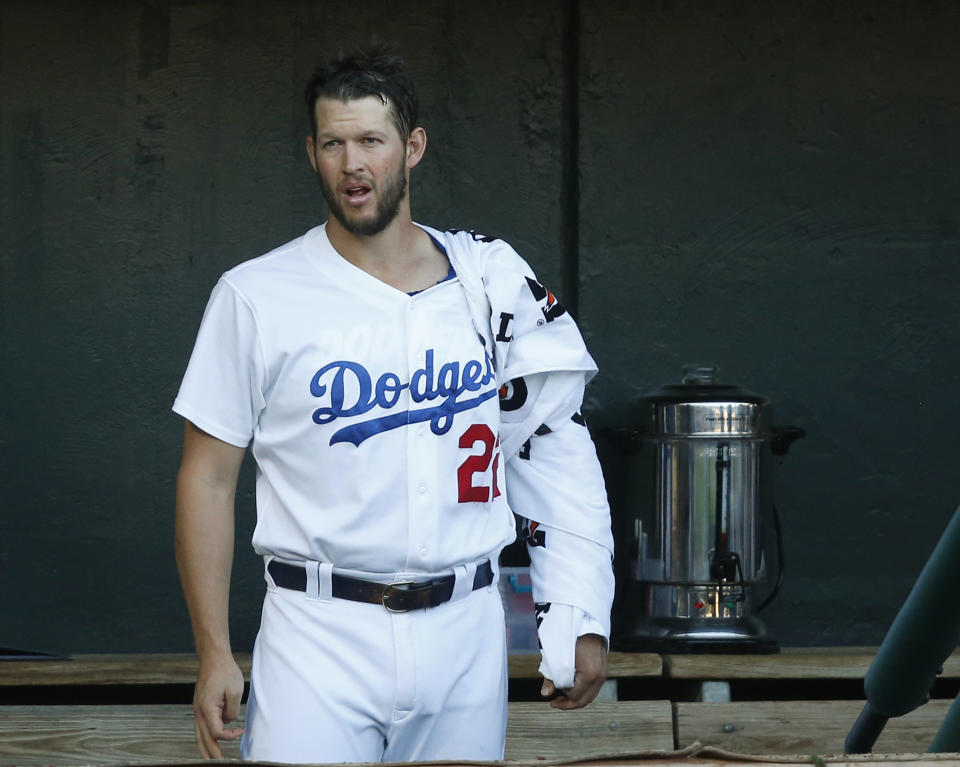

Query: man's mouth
[343,183,372,203]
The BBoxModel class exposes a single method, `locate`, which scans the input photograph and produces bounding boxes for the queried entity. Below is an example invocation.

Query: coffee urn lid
[642,365,770,437]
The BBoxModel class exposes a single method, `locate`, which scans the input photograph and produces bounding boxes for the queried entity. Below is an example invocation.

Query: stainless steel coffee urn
[614,366,803,653]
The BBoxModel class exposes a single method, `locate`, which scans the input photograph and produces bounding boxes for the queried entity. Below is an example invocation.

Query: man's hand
[540,633,608,710]
[192,653,245,758]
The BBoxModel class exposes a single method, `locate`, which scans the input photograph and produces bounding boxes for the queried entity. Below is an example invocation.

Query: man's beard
[319,165,408,237]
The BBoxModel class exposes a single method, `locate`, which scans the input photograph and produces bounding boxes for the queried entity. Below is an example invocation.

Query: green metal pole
[930,692,960,753]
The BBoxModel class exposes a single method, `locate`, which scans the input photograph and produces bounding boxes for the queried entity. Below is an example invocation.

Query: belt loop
[305,560,321,601]
[451,561,478,602]
[263,555,278,590]
[318,562,333,601]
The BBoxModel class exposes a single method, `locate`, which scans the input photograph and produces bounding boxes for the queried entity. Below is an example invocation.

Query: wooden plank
[505,701,674,758]
[0,705,242,764]
[686,755,960,767]
[0,651,661,686]
[665,647,960,681]
[0,654,238,686]
[665,646,919,680]
[508,651,661,679]
[676,700,954,755]
[23,646,960,687]
[608,652,663,678]
[664,646,877,679]
[0,702,673,764]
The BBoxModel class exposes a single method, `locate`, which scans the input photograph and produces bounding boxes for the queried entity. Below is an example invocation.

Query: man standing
[174,44,614,763]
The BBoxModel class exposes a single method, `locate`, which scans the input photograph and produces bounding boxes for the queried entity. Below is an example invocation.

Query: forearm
[175,428,247,758]
[509,417,615,634]
[506,407,613,705]
[175,457,238,659]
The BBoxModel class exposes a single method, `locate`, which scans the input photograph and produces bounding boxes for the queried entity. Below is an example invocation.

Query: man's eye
[322,140,339,149]
[362,137,380,145]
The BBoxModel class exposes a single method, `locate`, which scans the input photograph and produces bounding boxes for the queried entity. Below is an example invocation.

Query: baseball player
[174,44,614,763]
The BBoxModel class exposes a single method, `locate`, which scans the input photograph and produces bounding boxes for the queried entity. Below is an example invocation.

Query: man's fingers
[549,635,609,710]
[222,687,243,729]
[193,716,206,759]
[195,701,244,759]
[194,709,223,759]
[571,670,606,706]
[204,701,245,741]
[549,673,603,709]
[540,678,556,698]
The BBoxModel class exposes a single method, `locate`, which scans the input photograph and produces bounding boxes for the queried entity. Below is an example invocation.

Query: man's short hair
[305,43,418,142]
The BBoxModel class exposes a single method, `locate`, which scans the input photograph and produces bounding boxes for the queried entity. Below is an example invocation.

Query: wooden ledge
[12,646,960,686]
[509,651,662,678]
[0,651,662,686]
[663,647,960,680]
[0,653,237,687]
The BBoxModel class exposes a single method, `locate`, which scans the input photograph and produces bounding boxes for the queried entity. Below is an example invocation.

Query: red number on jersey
[457,424,502,503]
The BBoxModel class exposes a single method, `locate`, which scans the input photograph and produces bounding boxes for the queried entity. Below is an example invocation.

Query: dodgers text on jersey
[310,349,497,447]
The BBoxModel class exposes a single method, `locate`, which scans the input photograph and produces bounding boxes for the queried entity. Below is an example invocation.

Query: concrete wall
[1,1,957,653]
[578,1,960,645]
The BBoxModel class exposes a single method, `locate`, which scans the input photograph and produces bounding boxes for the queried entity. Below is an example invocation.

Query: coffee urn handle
[771,425,806,456]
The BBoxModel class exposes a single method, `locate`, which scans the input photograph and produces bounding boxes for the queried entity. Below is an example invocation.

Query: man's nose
[342,142,364,174]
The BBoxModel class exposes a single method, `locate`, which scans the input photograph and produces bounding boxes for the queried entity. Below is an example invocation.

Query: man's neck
[326,214,448,293]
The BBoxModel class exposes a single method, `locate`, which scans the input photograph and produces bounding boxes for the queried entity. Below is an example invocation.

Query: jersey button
[419,547,428,557]
[418,485,427,495]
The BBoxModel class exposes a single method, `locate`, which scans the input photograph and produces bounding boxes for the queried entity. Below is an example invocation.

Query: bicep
[178,420,246,493]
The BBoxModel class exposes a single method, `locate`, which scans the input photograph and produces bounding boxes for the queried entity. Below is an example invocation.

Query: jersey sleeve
[510,415,615,616]
[481,239,597,386]
[172,277,267,447]
[503,383,614,550]
[514,421,615,688]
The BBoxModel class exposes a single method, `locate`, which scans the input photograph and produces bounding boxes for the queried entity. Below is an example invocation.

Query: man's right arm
[175,420,247,759]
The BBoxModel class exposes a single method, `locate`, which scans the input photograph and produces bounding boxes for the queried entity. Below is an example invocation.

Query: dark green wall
[1,1,957,654]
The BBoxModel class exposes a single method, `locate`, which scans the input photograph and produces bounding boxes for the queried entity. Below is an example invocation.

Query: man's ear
[305,135,319,173]
[406,127,427,169]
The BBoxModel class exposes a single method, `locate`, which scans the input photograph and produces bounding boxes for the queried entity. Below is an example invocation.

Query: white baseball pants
[241,565,508,763]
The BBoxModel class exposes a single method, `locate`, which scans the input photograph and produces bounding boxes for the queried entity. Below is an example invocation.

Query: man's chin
[330,208,397,238]
[339,217,387,237]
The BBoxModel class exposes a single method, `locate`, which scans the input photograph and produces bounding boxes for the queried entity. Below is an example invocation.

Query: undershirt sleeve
[172,277,266,447]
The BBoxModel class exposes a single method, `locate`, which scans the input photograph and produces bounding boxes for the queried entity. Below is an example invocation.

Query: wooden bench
[0,701,675,765]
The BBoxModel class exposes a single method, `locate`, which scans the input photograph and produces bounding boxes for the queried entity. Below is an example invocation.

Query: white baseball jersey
[173,223,517,574]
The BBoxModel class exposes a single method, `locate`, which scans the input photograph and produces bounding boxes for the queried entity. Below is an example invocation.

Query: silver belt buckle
[381,581,415,613]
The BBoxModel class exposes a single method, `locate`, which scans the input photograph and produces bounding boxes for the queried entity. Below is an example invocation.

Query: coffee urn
[614,366,803,653]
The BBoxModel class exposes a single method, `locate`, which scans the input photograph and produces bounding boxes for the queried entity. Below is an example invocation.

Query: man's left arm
[507,412,615,710]
[471,236,614,708]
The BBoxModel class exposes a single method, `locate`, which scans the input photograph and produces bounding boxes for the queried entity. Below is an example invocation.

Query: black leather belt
[267,559,494,613]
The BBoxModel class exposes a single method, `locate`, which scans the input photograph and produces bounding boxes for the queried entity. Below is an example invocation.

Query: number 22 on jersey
[457,424,502,503]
